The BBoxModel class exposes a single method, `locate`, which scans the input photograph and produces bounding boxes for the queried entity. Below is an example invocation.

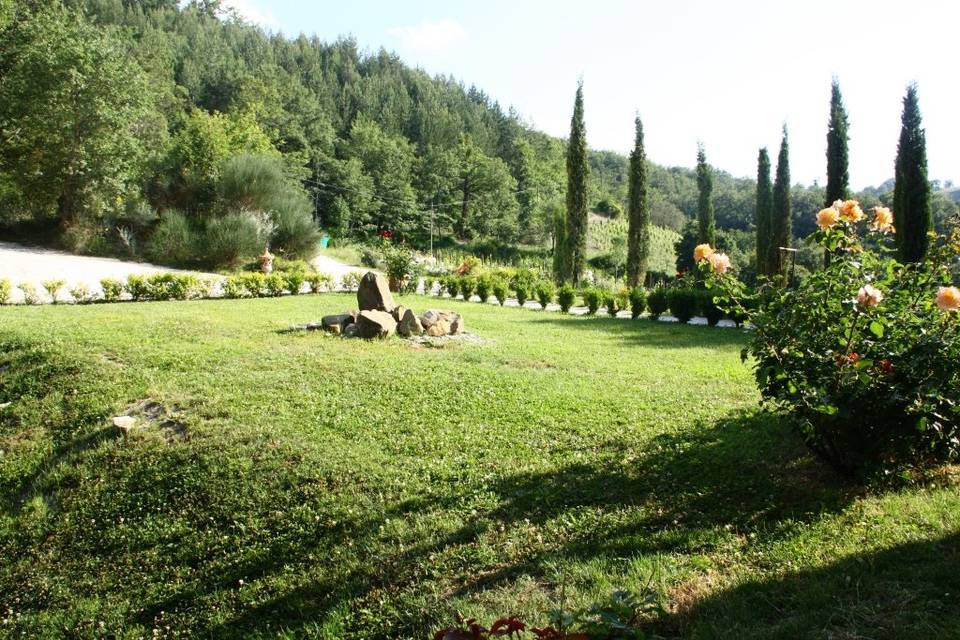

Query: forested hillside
[1,0,955,270]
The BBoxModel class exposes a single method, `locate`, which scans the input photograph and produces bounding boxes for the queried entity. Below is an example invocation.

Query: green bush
[492,278,508,305]
[68,283,95,304]
[18,282,40,305]
[145,273,202,301]
[534,281,555,309]
[647,287,669,319]
[557,283,576,313]
[100,278,124,302]
[459,275,476,301]
[629,287,647,319]
[444,276,460,299]
[42,279,65,303]
[126,275,152,301]
[0,278,11,304]
[582,287,604,315]
[604,290,619,316]
[147,209,197,265]
[306,272,333,293]
[708,209,960,475]
[222,275,247,299]
[270,191,320,258]
[513,281,530,307]
[284,271,305,295]
[264,273,287,296]
[700,290,724,326]
[340,271,361,292]
[240,272,267,297]
[205,212,266,269]
[668,288,700,323]
[475,275,493,303]
[380,240,418,293]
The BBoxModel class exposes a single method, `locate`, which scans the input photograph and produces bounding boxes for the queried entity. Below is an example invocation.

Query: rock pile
[320,271,464,339]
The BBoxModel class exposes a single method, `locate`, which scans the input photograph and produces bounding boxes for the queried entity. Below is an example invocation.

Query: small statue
[259,247,274,274]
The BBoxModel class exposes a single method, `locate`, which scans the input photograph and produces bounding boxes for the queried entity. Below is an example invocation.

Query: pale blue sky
[223,0,958,189]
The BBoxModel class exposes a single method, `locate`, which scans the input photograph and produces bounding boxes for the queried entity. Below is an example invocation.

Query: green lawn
[1,296,958,639]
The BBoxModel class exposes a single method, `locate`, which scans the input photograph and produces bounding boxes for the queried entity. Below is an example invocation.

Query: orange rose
[870,206,895,233]
[694,244,714,263]
[837,199,865,223]
[936,286,960,312]
[816,207,840,230]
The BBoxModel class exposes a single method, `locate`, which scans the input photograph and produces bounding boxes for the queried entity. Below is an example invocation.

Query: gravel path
[0,242,212,303]
[311,254,370,281]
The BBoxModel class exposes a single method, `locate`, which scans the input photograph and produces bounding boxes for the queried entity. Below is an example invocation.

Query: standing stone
[449,314,465,335]
[356,310,397,339]
[357,272,395,313]
[391,305,407,323]
[397,308,423,337]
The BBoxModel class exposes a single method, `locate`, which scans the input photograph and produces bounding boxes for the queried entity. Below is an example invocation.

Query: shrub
[205,211,267,269]
[0,278,11,304]
[380,239,418,293]
[647,287,669,319]
[264,273,287,296]
[582,287,604,315]
[475,275,493,303]
[604,290,619,316]
[534,281,555,309]
[340,271,361,292]
[707,204,960,474]
[557,283,576,313]
[360,248,382,269]
[459,275,476,301]
[629,287,647,319]
[41,279,65,303]
[423,275,436,295]
[668,288,700,323]
[100,278,124,302]
[306,272,333,293]
[513,281,530,307]
[147,209,197,265]
[68,283,95,304]
[126,275,152,301]
[222,275,247,299]
[146,273,202,301]
[444,276,460,299]
[240,272,267,297]
[18,282,40,305]
[492,279,508,305]
[284,271,305,295]
[700,290,724,326]
[268,191,320,259]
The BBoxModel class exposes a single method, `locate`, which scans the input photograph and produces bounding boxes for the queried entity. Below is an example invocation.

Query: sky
[221,0,958,190]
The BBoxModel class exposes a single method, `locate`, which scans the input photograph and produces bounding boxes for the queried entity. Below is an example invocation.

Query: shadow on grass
[527,315,750,350]
[663,531,960,639]
[156,411,870,638]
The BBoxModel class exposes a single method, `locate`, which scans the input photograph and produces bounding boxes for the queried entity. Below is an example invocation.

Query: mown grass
[1,295,958,639]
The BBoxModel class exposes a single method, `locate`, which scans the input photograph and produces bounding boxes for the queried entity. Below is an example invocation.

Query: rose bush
[705,203,960,475]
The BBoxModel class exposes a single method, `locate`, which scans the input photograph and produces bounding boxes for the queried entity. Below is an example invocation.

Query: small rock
[112,415,136,434]
[343,323,359,338]
[356,310,397,339]
[426,320,451,337]
[391,305,407,324]
[397,308,423,337]
[449,314,465,335]
[357,272,396,313]
[321,313,355,335]
[419,309,448,329]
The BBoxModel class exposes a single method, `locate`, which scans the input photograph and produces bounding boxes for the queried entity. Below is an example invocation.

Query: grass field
[1,295,958,639]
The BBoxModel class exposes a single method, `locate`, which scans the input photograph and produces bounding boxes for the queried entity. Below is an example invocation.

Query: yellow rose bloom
[694,244,714,263]
[816,207,840,230]
[936,286,960,312]
[870,206,895,233]
[838,199,865,223]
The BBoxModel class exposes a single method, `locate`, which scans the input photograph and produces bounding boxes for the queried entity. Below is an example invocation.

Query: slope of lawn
[1,295,958,639]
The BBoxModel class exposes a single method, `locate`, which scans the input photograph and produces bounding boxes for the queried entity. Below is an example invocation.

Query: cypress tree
[695,143,715,246]
[552,206,567,283]
[755,147,773,276]
[770,126,792,275]
[626,115,649,287]
[825,79,850,206]
[564,80,589,284]
[893,83,932,263]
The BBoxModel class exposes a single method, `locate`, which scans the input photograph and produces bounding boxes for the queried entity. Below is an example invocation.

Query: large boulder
[397,308,423,337]
[356,310,397,339]
[357,272,395,313]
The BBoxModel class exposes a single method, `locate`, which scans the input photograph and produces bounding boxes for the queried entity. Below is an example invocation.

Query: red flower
[878,359,896,375]
[378,229,394,239]
[490,617,526,636]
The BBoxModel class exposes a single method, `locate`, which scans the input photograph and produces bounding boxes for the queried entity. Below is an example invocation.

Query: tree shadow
[661,531,960,639]
[526,315,750,350]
